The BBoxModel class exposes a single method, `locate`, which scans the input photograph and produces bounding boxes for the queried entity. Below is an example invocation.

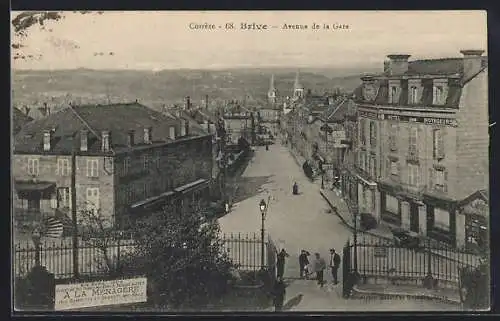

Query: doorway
[410,202,419,233]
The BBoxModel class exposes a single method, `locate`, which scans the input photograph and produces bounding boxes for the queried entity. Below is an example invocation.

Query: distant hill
[11,66,378,118]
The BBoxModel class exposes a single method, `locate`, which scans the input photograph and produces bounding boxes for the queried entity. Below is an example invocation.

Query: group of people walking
[272,248,342,311]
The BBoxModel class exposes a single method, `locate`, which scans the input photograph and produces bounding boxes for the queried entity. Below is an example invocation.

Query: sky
[11,11,487,70]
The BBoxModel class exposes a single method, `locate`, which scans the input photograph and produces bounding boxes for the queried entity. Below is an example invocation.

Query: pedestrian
[312,252,327,287]
[272,278,286,312]
[329,248,341,285]
[276,248,290,281]
[299,250,310,279]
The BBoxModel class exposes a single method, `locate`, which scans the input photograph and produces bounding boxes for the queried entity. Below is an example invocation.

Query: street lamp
[32,226,42,267]
[259,199,267,269]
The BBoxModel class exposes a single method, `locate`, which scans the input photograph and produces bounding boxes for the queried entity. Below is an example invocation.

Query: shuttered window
[408,127,418,156]
[389,124,398,151]
[433,129,445,160]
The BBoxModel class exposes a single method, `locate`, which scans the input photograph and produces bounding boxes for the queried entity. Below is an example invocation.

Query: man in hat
[276,248,290,281]
[312,252,327,287]
[330,248,341,285]
[299,250,310,279]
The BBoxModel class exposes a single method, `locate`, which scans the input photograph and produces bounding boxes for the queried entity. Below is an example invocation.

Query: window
[409,86,418,104]
[389,124,398,151]
[433,85,444,105]
[87,159,99,177]
[154,151,161,168]
[57,187,71,208]
[370,156,376,178]
[27,158,39,176]
[123,156,131,175]
[143,155,150,170]
[434,208,450,231]
[408,163,419,186]
[435,169,445,186]
[359,119,366,145]
[390,86,398,103]
[369,122,377,147]
[57,158,70,176]
[433,129,445,160]
[390,160,398,176]
[408,127,418,156]
[386,194,399,214]
[85,187,100,214]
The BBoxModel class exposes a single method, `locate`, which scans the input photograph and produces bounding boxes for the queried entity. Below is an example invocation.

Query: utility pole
[71,147,79,279]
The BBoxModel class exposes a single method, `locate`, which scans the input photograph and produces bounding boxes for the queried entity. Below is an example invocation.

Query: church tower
[293,71,304,100]
[267,74,278,104]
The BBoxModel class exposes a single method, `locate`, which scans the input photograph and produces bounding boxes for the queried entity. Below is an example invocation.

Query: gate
[266,235,277,286]
[342,242,353,298]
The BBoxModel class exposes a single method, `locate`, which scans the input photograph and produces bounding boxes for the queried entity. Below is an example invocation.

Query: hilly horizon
[12,65,381,119]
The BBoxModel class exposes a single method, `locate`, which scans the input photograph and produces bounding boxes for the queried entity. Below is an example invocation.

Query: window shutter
[429,168,434,189]
[56,159,60,175]
[386,158,390,175]
[438,129,445,159]
[432,130,437,159]
[444,170,448,192]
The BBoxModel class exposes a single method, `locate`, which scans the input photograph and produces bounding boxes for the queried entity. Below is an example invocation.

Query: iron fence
[221,232,274,273]
[14,237,137,280]
[343,237,482,287]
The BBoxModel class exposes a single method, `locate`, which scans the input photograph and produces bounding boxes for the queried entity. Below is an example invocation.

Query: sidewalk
[319,187,394,240]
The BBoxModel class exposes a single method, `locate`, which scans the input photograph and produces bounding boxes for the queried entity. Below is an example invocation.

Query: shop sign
[54,277,147,311]
[360,111,458,127]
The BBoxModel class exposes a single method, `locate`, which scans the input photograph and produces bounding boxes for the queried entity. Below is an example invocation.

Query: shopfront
[456,190,489,251]
[356,174,378,220]
[423,193,457,246]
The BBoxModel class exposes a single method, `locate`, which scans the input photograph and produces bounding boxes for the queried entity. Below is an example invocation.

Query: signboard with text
[358,110,458,127]
[54,277,148,311]
[331,130,349,148]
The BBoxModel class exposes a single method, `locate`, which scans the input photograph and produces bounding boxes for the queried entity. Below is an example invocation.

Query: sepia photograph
[11,10,489,313]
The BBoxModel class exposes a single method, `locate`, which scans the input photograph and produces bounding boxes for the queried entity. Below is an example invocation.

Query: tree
[120,202,236,309]
[11,11,104,61]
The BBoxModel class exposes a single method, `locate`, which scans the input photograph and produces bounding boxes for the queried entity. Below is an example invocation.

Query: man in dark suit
[330,248,341,285]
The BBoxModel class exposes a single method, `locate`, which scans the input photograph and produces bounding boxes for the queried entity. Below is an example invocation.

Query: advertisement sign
[54,277,147,311]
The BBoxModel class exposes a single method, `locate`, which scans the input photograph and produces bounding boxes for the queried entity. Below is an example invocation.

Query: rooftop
[14,102,203,154]
[13,107,34,134]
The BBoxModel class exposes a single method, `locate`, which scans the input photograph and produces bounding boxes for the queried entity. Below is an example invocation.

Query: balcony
[14,208,59,231]
[406,149,419,163]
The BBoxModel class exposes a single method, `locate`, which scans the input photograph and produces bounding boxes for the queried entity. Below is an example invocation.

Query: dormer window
[388,80,401,104]
[409,86,418,104]
[390,87,398,103]
[432,79,448,105]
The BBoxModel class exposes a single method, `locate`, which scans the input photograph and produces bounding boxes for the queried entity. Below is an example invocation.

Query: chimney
[127,130,135,147]
[185,96,191,110]
[43,129,51,151]
[24,105,31,116]
[205,95,209,110]
[460,49,485,80]
[205,121,210,133]
[180,119,187,136]
[80,129,88,152]
[308,115,314,123]
[169,126,176,140]
[143,127,153,144]
[101,130,111,152]
[386,54,411,75]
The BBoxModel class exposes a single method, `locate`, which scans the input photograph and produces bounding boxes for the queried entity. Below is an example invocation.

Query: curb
[351,285,462,306]
[319,190,392,241]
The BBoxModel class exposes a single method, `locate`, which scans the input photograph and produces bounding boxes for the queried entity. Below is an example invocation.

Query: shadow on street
[283,293,304,311]
[232,175,274,203]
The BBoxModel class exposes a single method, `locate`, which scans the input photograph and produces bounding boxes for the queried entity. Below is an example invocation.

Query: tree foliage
[120,202,236,309]
[11,11,104,60]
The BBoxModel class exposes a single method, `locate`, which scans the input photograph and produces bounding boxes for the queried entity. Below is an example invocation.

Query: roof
[14,102,197,154]
[355,78,463,108]
[321,97,356,123]
[175,109,210,136]
[13,107,34,134]
[189,108,219,124]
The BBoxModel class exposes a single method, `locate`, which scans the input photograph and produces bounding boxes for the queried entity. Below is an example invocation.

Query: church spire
[268,74,277,104]
[293,70,304,100]
[294,71,302,90]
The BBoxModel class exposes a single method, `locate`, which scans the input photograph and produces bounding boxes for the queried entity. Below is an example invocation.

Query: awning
[355,174,377,187]
[130,190,175,210]
[174,178,209,194]
[15,181,56,193]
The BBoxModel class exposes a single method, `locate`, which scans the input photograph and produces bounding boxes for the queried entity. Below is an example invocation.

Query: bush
[120,204,236,309]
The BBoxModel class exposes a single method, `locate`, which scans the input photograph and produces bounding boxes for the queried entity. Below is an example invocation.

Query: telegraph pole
[71,147,79,279]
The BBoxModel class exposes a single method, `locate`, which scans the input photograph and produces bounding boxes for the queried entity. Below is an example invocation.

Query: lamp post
[32,226,42,267]
[320,123,333,190]
[259,199,267,270]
